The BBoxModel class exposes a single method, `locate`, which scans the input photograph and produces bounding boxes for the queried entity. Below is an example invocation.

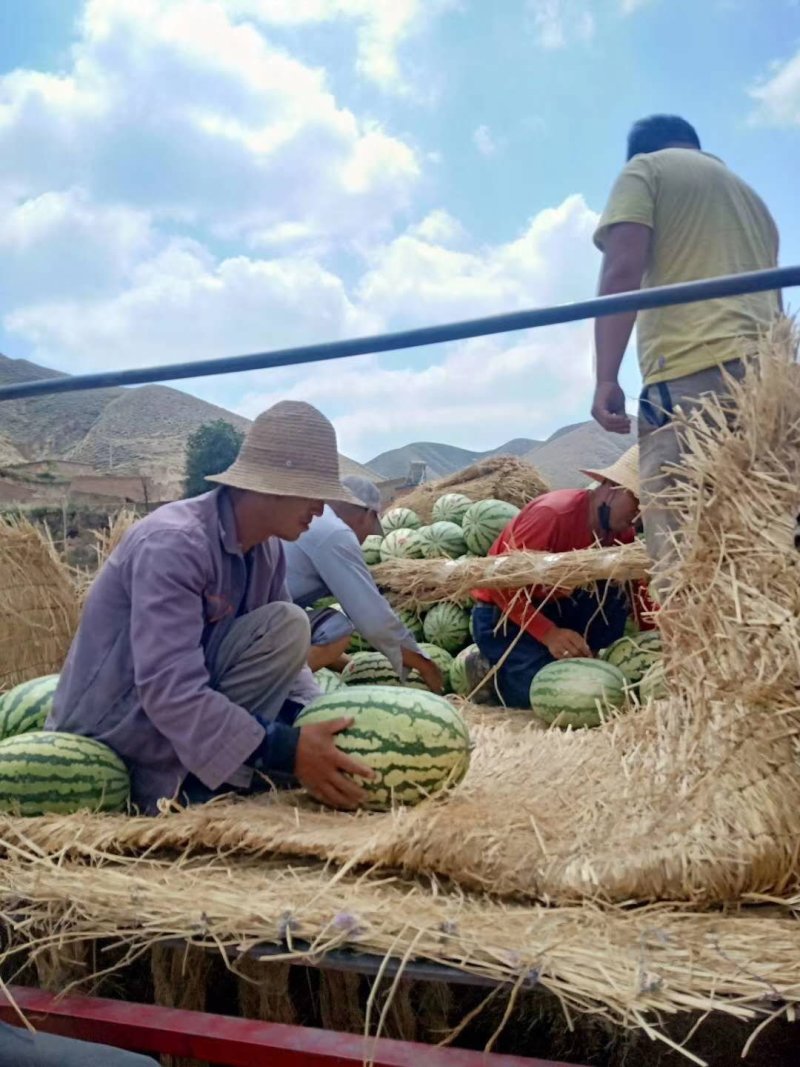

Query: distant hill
[524,420,638,489]
[0,354,374,500]
[368,437,539,480]
[366,422,637,492]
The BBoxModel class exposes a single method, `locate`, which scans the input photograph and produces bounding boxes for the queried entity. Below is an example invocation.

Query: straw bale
[236,955,296,1026]
[372,541,649,609]
[392,456,549,523]
[2,847,800,1056]
[0,517,79,691]
[151,942,210,1067]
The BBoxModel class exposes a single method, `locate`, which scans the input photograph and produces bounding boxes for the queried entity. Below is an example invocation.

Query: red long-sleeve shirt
[472,489,646,641]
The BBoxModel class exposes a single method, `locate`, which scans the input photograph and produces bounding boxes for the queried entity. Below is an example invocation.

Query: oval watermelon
[379,528,425,561]
[432,493,472,526]
[342,651,426,690]
[450,644,493,699]
[423,602,471,655]
[419,521,467,560]
[294,686,471,810]
[314,667,345,694]
[396,607,425,642]
[600,631,662,686]
[0,731,130,815]
[382,507,421,533]
[361,534,383,565]
[462,500,520,556]
[530,659,628,728]
[0,675,60,741]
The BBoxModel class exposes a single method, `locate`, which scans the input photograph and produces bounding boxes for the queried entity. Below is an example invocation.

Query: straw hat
[580,444,639,498]
[207,400,360,504]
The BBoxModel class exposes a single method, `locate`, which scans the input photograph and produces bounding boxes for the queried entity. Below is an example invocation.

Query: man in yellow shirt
[590,114,782,595]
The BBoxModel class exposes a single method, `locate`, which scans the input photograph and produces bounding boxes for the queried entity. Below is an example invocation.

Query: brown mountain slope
[524,419,638,489]
[0,354,374,499]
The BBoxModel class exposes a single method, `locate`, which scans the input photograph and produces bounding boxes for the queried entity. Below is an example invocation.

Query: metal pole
[0,265,797,401]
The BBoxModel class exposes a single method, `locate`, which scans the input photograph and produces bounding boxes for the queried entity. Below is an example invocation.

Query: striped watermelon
[601,631,661,685]
[462,499,520,556]
[397,607,425,642]
[450,644,493,700]
[419,521,467,560]
[342,651,427,690]
[314,667,345,694]
[432,493,473,526]
[362,534,383,565]
[529,659,628,728]
[380,528,425,561]
[347,632,373,654]
[423,602,471,655]
[382,507,421,532]
[294,686,471,810]
[411,642,453,692]
[0,675,60,741]
[639,660,667,702]
[0,731,130,815]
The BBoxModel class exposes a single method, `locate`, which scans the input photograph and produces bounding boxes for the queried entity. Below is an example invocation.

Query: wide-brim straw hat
[207,400,360,504]
[580,444,640,498]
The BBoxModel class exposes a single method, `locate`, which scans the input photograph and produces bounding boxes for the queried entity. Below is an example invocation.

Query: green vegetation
[183,420,244,499]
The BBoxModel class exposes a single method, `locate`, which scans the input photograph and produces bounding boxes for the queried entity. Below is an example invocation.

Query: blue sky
[0,0,797,463]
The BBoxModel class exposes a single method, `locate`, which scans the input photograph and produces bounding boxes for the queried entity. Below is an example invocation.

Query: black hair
[626,115,701,161]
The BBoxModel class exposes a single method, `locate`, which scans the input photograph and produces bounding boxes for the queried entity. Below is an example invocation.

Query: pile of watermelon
[528,629,667,730]
[320,494,518,698]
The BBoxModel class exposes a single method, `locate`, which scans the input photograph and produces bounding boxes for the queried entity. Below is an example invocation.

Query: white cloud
[0,0,420,247]
[619,0,655,12]
[473,124,498,156]
[749,48,800,126]
[526,0,595,49]
[231,195,602,459]
[226,0,455,93]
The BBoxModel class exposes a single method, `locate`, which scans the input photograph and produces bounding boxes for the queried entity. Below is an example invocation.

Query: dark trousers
[471,585,629,708]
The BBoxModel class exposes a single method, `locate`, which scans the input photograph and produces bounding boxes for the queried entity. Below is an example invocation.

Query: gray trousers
[639,358,745,598]
[205,601,310,720]
[0,1021,154,1065]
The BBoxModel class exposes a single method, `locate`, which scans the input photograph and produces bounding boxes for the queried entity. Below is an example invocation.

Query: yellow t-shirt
[594,149,780,385]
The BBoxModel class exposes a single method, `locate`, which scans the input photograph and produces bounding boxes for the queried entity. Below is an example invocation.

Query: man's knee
[249,602,310,666]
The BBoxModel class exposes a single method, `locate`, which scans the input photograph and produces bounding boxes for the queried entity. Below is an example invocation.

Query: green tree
[183,420,245,498]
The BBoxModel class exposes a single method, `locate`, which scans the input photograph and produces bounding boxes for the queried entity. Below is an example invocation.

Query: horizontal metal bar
[0,265,796,401]
[0,985,586,1066]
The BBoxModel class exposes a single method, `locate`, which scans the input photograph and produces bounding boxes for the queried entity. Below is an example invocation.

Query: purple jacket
[47,489,316,812]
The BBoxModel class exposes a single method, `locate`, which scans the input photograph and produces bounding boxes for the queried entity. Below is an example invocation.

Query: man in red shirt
[470,446,640,708]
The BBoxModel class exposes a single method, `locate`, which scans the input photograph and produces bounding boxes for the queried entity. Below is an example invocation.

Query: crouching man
[283,475,443,694]
[470,447,640,707]
[46,401,373,813]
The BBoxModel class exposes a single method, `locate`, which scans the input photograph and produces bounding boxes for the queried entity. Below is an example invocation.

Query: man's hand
[404,650,444,694]
[543,627,592,660]
[591,381,631,435]
[295,717,374,809]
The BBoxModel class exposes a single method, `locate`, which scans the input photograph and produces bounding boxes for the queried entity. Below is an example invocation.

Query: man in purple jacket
[47,400,373,814]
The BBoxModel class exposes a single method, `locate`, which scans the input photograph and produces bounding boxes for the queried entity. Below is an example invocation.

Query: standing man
[284,475,443,693]
[590,114,781,593]
[470,448,640,708]
[48,401,374,813]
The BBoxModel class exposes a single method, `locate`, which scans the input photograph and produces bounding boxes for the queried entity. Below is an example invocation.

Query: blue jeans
[471,585,629,708]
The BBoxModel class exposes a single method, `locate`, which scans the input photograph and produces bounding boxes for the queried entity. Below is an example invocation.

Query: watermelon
[380,528,425,561]
[397,607,425,642]
[347,632,373,654]
[462,500,520,556]
[450,644,493,699]
[423,602,471,655]
[382,507,421,533]
[529,659,628,728]
[362,534,383,565]
[419,521,467,560]
[314,667,345,694]
[0,675,60,741]
[600,631,662,686]
[639,660,667,702]
[0,731,130,816]
[410,642,454,692]
[432,493,473,526]
[342,651,427,690]
[294,686,471,810]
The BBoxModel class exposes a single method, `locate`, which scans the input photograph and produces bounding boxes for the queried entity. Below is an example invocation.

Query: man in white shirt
[284,476,443,693]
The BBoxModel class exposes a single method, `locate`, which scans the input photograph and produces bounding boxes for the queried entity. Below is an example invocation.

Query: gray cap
[341,475,383,535]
